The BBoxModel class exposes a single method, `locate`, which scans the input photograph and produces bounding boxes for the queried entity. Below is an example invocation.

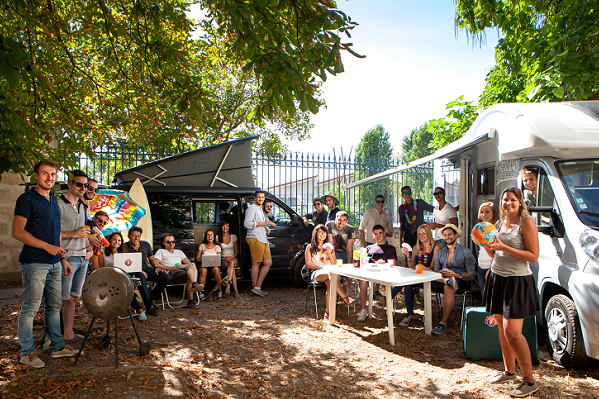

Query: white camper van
[348,101,599,368]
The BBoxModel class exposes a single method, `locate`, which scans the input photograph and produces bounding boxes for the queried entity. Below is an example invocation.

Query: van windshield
[556,159,599,229]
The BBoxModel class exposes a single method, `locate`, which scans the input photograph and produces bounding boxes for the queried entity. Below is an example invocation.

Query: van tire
[545,294,590,368]
[292,256,310,288]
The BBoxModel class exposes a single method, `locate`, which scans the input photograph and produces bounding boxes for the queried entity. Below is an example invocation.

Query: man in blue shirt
[431,223,476,335]
[244,190,274,297]
[12,160,78,368]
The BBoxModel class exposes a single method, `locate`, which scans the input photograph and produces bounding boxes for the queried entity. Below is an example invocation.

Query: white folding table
[322,264,441,345]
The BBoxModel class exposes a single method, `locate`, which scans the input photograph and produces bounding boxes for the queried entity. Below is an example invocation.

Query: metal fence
[78,145,434,226]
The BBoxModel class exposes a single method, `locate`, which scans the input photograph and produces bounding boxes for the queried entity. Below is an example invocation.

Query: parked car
[112,136,312,287]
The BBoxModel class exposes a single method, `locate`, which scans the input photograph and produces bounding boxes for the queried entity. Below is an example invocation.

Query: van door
[266,199,310,274]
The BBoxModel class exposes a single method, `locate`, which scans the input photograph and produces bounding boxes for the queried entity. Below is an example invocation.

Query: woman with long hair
[391,224,440,327]
[473,201,498,294]
[484,187,539,397]
[305,224,354,321]
[195,229,223,298]
[101,232,147,321]
[219,221,239,297]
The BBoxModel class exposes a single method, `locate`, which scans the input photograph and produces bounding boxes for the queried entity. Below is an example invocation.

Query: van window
[476,166,495,196]
[536,169,556,228]
[148,194,193,229]
[556,159,599,229]
[194,202,216,224]
[270,202,292,227]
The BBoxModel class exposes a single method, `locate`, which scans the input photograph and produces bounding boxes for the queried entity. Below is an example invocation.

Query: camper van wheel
[292,256,310,289]
[545,294,590,368]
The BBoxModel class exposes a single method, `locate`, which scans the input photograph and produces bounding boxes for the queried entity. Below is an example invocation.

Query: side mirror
[528,206,564,239]
[291,214,302,226]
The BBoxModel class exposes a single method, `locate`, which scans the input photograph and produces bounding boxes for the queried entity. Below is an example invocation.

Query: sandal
[342,296,355,306]
[233,292,240,298]
[323,311,329,321]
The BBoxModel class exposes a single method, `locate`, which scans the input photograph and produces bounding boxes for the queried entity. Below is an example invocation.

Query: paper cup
[337,259,343,266]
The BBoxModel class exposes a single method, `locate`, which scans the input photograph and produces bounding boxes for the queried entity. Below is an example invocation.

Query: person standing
[359,195,393,247]
[398,186,434,256]
[326,211,354,265]
[427,187,458,246]
[485,187,539,398]
[244,190,274,297]
[12,160,77,368]
[57,170,91,343]
[322,192,341,222]
[473,202,498,294]
[303,197,328,235]
[82,177,98,204]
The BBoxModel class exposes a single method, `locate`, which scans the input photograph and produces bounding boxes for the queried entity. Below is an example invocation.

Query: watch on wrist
[458,274,462,279]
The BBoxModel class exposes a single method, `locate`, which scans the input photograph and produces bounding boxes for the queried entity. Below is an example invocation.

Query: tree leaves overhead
[0,0,360,177]
[455,0,599,103]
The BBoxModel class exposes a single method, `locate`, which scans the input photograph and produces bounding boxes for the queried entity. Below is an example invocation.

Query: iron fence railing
[78,146,434,226]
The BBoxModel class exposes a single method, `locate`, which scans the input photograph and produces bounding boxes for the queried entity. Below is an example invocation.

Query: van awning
[344,130,493,190]
[113,136,257,188]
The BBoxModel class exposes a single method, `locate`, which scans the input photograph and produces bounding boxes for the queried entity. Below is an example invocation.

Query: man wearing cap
[431,223,476,335]
[398,186,434,254]
[322,193,341,222]
[427,187,458,246]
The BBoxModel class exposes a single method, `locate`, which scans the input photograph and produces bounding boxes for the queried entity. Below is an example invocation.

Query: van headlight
[580,229,599,263]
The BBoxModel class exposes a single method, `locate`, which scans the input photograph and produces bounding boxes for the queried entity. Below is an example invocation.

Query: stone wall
[0,171,28,285]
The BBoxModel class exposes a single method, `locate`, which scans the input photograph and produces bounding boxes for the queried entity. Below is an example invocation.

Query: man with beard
[244,190,274,297]
[431,224,476,335]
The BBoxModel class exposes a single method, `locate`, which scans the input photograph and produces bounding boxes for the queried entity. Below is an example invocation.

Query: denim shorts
[61,256,88,300]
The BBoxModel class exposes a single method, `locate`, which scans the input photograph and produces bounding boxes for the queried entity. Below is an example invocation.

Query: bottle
[360,247,368,267]
[353,241,362,267]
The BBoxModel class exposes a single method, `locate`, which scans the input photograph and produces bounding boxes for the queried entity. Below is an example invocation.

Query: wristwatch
[458,274,462,279]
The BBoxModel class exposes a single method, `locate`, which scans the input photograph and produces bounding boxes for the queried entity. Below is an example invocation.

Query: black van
[112,137,311,287]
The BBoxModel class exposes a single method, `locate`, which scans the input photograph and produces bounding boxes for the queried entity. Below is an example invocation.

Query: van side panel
[569,270,599,359]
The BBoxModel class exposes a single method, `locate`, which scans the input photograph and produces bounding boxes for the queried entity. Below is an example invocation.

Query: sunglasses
[313,203,322,206]
[87,186,99,193]
[375,200,385,204]
[433,191,444,196]
[165,240,175,244]
[265,205,272,209]
[94,218,109,226]
[74,182,89,189]
[402,191,412,196]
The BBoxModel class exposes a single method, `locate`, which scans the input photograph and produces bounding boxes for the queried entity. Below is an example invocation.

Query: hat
[320,192,339,207]
[440,223,463,238]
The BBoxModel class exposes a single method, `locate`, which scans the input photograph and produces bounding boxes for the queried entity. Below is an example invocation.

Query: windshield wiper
[579,210,599,218]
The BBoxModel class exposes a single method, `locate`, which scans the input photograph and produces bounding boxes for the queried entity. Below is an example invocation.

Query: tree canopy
[0,0,360,178]
[400,122,435,163]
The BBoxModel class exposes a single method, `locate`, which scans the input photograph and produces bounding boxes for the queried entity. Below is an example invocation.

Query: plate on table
[366,265,383,272]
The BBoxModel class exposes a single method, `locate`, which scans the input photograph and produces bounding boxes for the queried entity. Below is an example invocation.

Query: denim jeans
[391,284,422,316]
[477,267,488,296]
[18,262,66,356]
[61,256,88,300]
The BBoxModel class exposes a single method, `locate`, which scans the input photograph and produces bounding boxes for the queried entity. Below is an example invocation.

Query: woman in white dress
[219,221,239,297]
[305,224,354,321]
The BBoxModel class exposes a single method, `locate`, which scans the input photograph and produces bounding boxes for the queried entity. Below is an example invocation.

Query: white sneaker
[20,352,45,368]
[445,277,459,290]
[251,287,267,297]
[357,309,367,321]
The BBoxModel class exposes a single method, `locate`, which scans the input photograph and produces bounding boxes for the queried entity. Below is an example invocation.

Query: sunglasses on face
[74,182,89,189]
[165,240,175,244]
[433,191,444,196]
[265,205,272,209]
[376,200,385,204]
[94,218,109,226]
[402,191,412,196]
[313,203,322,207]
[87,186,99,193]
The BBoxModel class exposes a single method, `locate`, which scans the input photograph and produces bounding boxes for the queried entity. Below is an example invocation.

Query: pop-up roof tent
[113,136,258,191]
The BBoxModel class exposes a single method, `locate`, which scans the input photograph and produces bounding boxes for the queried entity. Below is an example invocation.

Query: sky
[282,0,500,156]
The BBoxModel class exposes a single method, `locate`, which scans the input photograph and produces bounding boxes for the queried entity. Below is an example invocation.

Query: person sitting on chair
[431,223,476,335]
[219,221,240,298]
[195,229,223,299]
[154,235,204,309]
[305,224,354,321]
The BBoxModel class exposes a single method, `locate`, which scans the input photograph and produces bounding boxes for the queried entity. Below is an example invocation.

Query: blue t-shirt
[14,188,61,264]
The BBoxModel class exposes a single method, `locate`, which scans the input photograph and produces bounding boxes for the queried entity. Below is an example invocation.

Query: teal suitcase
[463,306,538,362]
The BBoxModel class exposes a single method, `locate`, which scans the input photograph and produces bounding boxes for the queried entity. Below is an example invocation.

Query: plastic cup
[337,259,343,267]
[387,259,394,267]
[226,255,231,261]
[82,225,90,235]
[416,264,423,274]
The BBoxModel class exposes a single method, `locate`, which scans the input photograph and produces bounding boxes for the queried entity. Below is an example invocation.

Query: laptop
[201,254,221,267]
[113,253,143,273]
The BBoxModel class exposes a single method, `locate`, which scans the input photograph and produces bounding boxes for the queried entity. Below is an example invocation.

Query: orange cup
[226,255,231,261]
[82,225,90,235]
[416,264,423,274]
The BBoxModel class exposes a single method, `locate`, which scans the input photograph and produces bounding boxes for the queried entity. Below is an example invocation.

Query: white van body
[347,101,599,367]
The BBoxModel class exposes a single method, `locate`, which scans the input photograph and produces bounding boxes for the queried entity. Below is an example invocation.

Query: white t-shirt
[199,244,221,255]
[433,202,458,240]
[220,234,238,256]
[104,252,115,267]
[154,249,187,267]
[478,248,493,270]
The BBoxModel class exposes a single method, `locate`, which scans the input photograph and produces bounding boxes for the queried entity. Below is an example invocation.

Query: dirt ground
[1,281,598,398]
